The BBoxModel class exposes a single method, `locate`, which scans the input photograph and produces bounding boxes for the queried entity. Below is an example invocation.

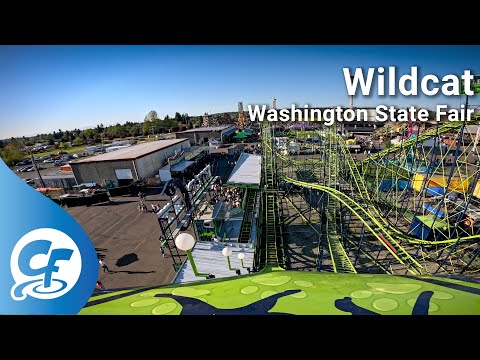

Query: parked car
[43,159,54,163]
[17,166,30,172]
[58,151,68,155]
[17,159,32,166]
[23,178,35,185]
[54,161,65,167]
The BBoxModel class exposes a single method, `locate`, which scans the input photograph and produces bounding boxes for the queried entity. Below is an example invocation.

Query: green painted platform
[81,269,480,315]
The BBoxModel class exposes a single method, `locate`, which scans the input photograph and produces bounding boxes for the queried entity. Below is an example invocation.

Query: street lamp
[237,252,249,269]
[175,233,214,279]
[222,246,239,274]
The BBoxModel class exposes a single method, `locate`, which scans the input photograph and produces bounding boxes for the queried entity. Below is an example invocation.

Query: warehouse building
[175,125,237,145]
[34,174,77,189]
[70,139,190,187]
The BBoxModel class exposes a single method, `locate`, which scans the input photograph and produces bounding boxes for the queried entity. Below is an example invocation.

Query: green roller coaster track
[264,118,480,276]
[264,130,423,274]
[81,120,480,315]
[263,126,421,274]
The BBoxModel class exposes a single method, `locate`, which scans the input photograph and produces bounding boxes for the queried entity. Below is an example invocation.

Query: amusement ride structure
[82,97,480,315]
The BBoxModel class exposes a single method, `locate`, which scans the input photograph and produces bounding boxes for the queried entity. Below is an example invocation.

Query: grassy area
[32,146,86,157]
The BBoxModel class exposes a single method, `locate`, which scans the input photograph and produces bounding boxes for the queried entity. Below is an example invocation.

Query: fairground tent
[233,131,251,139]
[226,153,261,189]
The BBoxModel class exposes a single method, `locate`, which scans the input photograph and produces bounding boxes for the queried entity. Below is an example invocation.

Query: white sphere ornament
[175,233,195,251]
[222,247,233,257]
[238,252,245,260]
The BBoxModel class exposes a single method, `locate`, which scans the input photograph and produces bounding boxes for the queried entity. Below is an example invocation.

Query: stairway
[238,189,257,243]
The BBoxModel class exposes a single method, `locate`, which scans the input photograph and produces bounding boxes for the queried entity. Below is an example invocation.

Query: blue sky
[0,45,479,138]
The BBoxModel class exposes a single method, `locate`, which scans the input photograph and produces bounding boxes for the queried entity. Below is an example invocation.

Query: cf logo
[11,228,82,301]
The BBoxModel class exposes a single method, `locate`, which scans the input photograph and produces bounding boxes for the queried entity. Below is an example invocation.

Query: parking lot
[66,193,182,290]
[10,158,186,290]
[7,142,253,290]
[11,162,64,181]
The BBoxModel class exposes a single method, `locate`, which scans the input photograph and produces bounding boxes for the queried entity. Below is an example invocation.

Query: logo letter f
[18,240,73,288]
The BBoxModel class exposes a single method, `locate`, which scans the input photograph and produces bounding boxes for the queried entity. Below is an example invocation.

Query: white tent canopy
[226,153,261,188]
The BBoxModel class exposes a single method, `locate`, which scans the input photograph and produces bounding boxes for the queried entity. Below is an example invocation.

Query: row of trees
[0,110,217,165]
[0,141,24,166]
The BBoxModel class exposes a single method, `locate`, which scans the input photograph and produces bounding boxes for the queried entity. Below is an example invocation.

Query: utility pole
[343,75,354,137]
[29,148,45,188]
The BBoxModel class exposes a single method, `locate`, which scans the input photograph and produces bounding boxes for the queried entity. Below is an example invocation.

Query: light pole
[28,147,45,188]
[237,252,250,272]
[222,246,240,275]
[175,233,214,279]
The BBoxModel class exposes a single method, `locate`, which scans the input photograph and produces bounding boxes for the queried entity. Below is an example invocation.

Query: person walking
[98,258,110,273]
[96,280,106,291]
[160,246,166,258]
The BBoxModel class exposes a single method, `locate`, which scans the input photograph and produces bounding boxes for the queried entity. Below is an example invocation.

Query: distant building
[341,108,383,136]
[70,139,190,187]
[34,174,77,189]
[175,125,237,146]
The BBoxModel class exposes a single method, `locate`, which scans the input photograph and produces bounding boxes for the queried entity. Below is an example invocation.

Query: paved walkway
[66,193,181,289]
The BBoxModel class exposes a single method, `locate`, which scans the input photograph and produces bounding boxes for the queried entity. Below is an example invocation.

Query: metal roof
[227,153,261,187]
[222,127,238,137]
[70,139,188,164]
[174,242,254,283]
[171,160,195,172]
[176,125,235,133]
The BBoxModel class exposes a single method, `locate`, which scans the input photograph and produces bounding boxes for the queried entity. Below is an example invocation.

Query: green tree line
[0,111,206,165]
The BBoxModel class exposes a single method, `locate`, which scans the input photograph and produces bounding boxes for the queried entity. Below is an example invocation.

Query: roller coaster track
[324,132,357,273]
[282,176,424,275]
[283,132,357,273]
[282,132,390,273]
[256,130,286,269]
[360,121,466,164]
[333,128,480,246]
[297,191,392,274]
[327,130,480,247]
[265,122,479,274]
[284,195,357,273]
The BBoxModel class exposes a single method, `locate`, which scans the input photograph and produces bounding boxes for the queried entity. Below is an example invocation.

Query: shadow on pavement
[115,253,139,267]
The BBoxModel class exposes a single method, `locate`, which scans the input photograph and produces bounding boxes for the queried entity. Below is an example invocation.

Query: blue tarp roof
[222,127,238,137]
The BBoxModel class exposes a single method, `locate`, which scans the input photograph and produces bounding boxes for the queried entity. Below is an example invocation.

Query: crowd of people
[208,180,244,209]
[244,144,261,155]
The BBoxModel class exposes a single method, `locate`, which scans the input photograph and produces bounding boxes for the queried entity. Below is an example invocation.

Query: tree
[0,140,4,149]
[9,137,24,150]
[174,112,183,122]
[144,110,158,122]
[0,145,24,166]
[143,121,152,135]
[72,138,83,146]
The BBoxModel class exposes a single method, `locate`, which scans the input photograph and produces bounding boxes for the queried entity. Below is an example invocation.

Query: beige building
[70,139,190,187]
